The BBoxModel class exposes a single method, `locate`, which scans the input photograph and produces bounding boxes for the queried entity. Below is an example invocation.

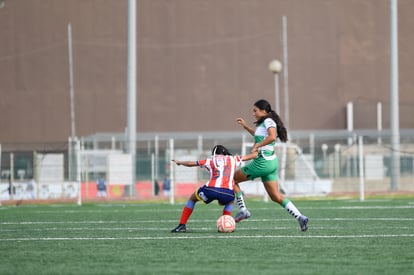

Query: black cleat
[171,224,187,233]
[298,215,309,232]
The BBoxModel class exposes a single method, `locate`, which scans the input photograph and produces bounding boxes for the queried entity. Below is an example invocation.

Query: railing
[1,130,413,204]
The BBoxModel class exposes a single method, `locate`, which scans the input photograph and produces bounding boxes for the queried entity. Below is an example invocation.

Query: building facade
[1,0,414,144]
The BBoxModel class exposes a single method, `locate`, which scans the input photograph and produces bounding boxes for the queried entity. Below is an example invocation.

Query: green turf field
[1,198,413,275]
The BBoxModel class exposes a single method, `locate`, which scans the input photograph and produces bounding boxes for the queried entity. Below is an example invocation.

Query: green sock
[281,198,290,208]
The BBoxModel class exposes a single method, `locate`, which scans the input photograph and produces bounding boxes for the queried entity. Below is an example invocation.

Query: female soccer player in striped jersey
[170,145,257,233]
[233,99,309,231]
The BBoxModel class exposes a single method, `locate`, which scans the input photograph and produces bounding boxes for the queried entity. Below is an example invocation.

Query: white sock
[235,192,247,212]
[285,201,302,219]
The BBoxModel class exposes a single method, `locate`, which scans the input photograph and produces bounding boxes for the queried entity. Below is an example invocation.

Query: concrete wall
[1,0,414,144]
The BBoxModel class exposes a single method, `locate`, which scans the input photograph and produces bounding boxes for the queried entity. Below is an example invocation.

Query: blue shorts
[195,186,235,205]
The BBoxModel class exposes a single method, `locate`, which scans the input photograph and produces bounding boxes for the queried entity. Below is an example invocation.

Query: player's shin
[281,198,302,219]
[222,202,234,216]
[235,191,247,212]
[179,200,196,224]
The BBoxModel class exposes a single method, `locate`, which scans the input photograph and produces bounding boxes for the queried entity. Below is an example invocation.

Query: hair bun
[212,145,232,156]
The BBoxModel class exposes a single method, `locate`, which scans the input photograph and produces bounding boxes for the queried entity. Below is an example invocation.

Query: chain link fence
[1,130,413,204]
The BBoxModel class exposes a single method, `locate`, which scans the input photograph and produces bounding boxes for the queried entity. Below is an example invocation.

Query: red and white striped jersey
[196,155,243,190]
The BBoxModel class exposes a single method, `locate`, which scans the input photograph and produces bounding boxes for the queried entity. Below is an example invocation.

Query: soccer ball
[216,215,236,233]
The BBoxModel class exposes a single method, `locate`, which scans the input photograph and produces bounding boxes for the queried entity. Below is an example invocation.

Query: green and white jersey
[254,118,277,160]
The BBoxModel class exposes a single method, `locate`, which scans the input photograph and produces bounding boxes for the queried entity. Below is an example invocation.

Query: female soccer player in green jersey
[233,99,309,231]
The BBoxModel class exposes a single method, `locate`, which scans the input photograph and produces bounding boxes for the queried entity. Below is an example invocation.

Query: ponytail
[253,99,288,142]
[269,111,288,142]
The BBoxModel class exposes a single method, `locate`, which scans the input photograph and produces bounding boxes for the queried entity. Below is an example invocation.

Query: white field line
[0,225,412,233]
[1,234,414,242]
[0,205,414,241]
[1,217,414,226]
[9,205,414,214]
[301,205,414,209]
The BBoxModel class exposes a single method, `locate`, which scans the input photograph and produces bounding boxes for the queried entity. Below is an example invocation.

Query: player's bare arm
[236,117,255,136]
[171,160,198,167]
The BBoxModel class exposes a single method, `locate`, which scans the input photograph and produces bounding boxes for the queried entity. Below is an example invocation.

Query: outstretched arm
[241,151,258,161]
[171,159,198,167]
[236,117,255,136]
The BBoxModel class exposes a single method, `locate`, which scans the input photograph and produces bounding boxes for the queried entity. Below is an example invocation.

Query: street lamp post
[322,144,328,177]
[268,60,282,114]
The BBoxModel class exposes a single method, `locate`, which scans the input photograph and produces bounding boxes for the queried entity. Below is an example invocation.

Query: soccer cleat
[298,215,309,232]
[234,209,251,223]
[171,224,187,233]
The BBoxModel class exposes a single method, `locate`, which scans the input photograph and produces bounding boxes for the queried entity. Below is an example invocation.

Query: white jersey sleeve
[264,117,276,129]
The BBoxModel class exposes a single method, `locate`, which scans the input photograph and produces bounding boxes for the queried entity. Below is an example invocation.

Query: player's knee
[234,171,247,183]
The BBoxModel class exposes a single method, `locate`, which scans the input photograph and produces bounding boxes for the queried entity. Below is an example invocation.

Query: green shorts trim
[241,156,278,182]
